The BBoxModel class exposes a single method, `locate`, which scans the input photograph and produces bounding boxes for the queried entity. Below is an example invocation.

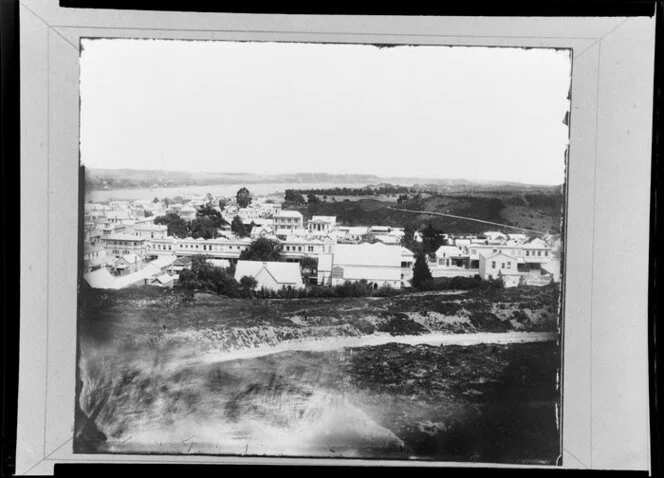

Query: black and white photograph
[74,38,571,464]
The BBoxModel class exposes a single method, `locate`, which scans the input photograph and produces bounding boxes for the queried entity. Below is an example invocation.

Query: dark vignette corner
[54,1,656,17]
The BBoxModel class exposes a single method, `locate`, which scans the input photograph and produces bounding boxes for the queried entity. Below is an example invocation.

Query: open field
[79,284,560,353]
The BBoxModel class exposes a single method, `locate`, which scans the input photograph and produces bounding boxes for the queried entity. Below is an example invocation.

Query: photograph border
[17,1,656,474]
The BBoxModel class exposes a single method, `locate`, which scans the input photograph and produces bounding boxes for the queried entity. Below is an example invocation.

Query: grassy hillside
[289,190,563,234]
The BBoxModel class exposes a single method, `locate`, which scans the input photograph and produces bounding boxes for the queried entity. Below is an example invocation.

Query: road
[387,206,549,234]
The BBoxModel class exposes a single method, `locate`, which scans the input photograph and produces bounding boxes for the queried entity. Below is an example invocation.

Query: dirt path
[188,331,557,367]
[388,206,548,234]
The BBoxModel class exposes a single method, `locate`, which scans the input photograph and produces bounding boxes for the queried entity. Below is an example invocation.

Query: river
[86,182,373,202]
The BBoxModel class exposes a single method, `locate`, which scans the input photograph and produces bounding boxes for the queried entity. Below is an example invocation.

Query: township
[82,192,562,291]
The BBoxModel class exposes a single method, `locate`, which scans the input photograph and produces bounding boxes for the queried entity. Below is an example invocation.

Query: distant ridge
[85,167,561,190]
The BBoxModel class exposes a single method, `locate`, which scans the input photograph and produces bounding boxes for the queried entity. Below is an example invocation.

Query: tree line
[285,185,413,200]
[154,205,228,240]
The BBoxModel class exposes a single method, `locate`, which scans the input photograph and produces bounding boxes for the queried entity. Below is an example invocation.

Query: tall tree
[421,223,443,256]
[196,204,227,228]
[411,252,433,289]
[218,199,227,211]
[401,223,416,248]
[231,215,250,237]
[154,212,190,238]
[236,187,252,208]
[190,217,219,239]
[239,238,283,262]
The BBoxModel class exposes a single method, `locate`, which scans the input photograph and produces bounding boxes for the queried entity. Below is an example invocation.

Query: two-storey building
[274,210,304,239]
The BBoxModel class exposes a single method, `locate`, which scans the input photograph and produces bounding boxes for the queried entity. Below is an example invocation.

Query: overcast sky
[80,39,571,185]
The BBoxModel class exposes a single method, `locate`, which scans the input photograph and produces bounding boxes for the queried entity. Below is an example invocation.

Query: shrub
[239,276,258,290]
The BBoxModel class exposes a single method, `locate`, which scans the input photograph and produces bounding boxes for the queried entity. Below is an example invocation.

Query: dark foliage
[284,189,306,204]
[189,217,220,239]
[411,252,433,289]
[231,216,250,237]
[236,187,252,208]
[307,193,321,204]
[239,237,283,262]
[421,223,444,256]
[287,185,413,197]
[154,213,189,239]
[239,275,259,289]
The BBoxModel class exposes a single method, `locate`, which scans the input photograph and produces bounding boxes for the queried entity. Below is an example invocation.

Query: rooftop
[235,260,303,286]
[481,251,519,261]
[104,234,146,242]
[275,210,303,218]
[310,215,336,223]
[332,243,401,267]
[435,245,464,257]
[148,256,178,269]
[135,223,168,231]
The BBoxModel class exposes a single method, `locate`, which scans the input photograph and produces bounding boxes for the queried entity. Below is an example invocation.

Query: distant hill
[85,168,384,188]
[84,167,562,193]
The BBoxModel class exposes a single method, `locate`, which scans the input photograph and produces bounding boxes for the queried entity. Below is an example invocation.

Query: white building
[482,231,508,243]
[83,244,111,272]
[329,243,402,289]
[173,236,252,259]
[250,224,276,240]
[234,260,304,291]
[257,201,282,217]
[521,238,553,262]
[103,233,147,258]
[274,210,304,238]
[281,237,330,261]
[435,245,465,267]
[400,247,415,287]
[179,205,197,221]
[133,223,168,240]
[337,226,369,243]
[110,253,143,276]
[507,233,529,244]
[479,251,521,287]
[238,207,261,222]
[306,216,337,236]
[316,253,334,286]
[146,237,177,256]
[428,245,478,278]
